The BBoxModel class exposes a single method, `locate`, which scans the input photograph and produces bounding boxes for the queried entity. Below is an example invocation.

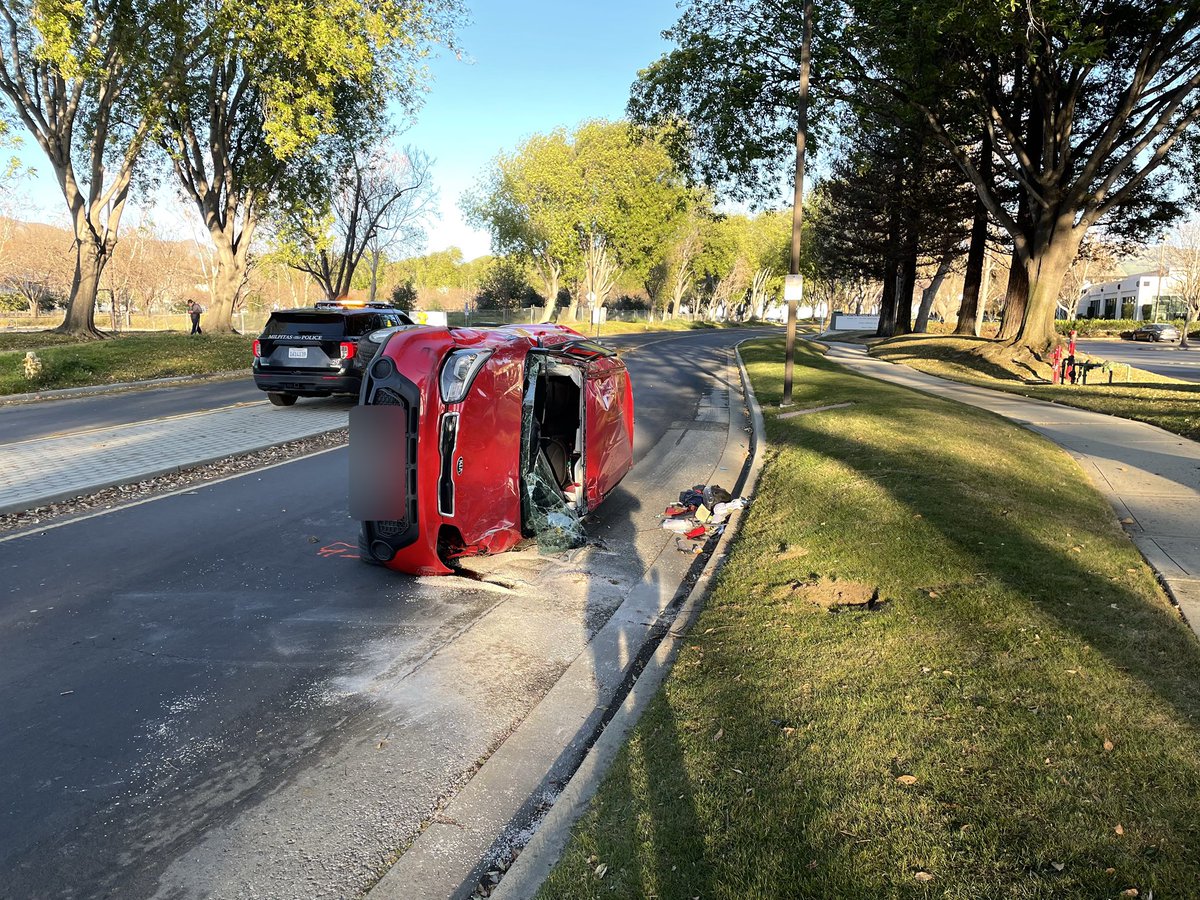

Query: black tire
[357,525,384,566]
[267,392,297,407]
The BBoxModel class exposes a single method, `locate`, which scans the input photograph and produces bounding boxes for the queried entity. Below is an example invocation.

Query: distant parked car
[252,300,413,405]
[1128,323,1180,342]
[350,323,635,576]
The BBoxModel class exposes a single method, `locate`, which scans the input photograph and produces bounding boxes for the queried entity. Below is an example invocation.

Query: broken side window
[520,353,587,553]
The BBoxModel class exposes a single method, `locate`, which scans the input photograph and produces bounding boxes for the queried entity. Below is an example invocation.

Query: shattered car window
[520,353,587,554]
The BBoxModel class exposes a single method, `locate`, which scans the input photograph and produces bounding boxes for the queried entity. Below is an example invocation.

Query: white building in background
[1075,270,1187,321]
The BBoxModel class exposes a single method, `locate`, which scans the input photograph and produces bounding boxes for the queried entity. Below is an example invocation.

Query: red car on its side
[349,323,635,576]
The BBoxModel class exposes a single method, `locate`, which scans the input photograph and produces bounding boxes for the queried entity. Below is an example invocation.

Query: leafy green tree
[464,120,689,322]
[629,0,830,202]
[390,277,417,312]
[463,129,581,322]
[389,247,467,293]
[849,0,1200,349]
[475,256,540,312]
[161,0,460,331]
[0,0,195,336]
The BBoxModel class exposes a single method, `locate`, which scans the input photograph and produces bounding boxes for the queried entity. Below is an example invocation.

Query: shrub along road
[539,338,1200,899]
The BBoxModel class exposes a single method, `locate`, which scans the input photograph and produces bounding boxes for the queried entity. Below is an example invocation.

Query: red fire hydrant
[1049,344,1064,384]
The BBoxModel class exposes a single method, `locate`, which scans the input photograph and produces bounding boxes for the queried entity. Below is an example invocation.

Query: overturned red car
[349,323,635,575]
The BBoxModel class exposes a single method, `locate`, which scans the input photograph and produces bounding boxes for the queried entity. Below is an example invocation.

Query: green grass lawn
[0,332,254,395]
[0,331,98,353]
[871,333,1200,443]
[539,338,1200,899]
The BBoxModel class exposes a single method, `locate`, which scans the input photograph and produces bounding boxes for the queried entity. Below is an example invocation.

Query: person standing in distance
[187,299,204,335]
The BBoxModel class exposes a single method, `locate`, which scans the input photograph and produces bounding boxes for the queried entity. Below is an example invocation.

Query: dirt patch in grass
[770,576,881,612]
[537,338,1200,900]
[871,333,1200,442]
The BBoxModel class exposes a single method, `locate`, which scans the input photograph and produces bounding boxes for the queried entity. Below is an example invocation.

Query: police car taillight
[340,341,356,360]
[252,339,261,358]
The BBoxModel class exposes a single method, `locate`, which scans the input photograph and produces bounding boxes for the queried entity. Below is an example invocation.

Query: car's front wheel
[267,392,298,407]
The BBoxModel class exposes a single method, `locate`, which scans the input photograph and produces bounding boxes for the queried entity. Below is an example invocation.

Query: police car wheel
[267,392,297,407]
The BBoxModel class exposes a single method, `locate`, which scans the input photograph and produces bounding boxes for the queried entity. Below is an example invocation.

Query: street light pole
[781,0,813,407]
[1153,237,1165,322]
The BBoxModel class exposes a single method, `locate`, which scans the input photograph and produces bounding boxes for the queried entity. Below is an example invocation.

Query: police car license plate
[288,347,308,359]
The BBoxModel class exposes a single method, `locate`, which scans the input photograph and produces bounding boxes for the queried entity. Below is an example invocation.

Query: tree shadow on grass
[773,410,1200,722]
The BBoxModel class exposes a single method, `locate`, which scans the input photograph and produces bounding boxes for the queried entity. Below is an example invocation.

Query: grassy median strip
[0,332,254,395]
[539,338,1200,899]
[872,333,1200,442]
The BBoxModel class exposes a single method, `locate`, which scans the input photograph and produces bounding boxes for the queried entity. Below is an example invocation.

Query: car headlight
[439,348,493,403]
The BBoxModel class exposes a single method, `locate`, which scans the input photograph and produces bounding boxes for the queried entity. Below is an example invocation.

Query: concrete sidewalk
[0,399,348,515]
[824,342,1200,633]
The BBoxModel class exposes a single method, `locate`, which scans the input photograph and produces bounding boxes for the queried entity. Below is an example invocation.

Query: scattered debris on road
[661,482,749,553]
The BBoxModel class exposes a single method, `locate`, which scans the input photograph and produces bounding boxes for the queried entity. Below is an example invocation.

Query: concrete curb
[486,340,769,900]
[0,370,246,406]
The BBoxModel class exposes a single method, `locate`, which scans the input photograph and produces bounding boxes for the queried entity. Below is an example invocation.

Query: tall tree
[850,0,1200,350]
[275,144,434,301]
[629,0,828,203]
[463,129,582,322]
[464,121,689,322]
[0,0,194,336]
[161,0,459,331]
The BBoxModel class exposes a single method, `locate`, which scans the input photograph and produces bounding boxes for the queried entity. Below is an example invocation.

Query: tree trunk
[976,249,993,333]
[206,236,251,333]
[368,249,381,304]
[56,238,108,338]
[535,258,560,323]
[876,195,903,337]
[997,248,1029,341]
[565,282,581,323]
[894,234,918,336]
[876,262,898,337]
[1180,303,1196,349]
[955,131,992,336]
[537,269,558,323]
[915,249,954,332]
[1011,220,1084,351]
[956,204,988,336]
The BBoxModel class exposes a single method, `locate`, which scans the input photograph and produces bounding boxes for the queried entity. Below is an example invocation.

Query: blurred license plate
[288,347,308,359]
[349,406,409,520]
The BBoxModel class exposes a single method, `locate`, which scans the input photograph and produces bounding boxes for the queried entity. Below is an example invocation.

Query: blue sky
[9,0,683,260]
[402,0,683,258]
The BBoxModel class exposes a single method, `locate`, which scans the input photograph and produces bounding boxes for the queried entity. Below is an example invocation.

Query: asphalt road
[0,327,773,900]
[1077,337,1200,382]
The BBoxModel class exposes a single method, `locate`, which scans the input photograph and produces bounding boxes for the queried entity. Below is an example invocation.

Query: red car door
[582,354,635,511]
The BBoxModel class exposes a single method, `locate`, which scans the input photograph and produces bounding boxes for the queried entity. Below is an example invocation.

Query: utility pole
[1153,237,1165,322]
[781,0,813,407]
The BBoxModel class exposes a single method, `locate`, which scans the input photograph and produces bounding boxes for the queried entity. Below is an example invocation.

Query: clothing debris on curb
[660,483,750,553]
